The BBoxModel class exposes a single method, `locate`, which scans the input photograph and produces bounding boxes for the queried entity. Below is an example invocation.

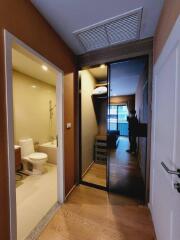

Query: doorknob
[161,162,180,178]
[174,183,180,193]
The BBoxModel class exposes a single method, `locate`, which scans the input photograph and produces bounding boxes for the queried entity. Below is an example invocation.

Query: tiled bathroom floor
[16,163,57,240]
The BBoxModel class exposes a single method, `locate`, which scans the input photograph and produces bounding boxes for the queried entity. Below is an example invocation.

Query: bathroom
[12,45,60,240]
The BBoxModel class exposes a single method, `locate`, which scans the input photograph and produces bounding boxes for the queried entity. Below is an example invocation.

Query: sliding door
[107,57,148,200]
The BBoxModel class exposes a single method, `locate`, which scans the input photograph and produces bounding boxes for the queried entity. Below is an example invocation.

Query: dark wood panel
[15,148,21,170]
[110,95,135,110]
[0,1,75,73]
[0,37,10,240]
[0,1,76,239]
[64,73,76,195]
[77,37,153,68]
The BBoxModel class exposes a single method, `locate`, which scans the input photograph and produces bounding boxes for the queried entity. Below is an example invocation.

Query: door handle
[161,162,180,178]
[174,182,180,193]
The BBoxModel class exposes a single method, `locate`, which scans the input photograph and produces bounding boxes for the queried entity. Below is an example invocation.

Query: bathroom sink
[14,145,21,150]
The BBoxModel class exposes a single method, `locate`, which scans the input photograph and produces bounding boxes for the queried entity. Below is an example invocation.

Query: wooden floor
[38,185,155,240]
[82,163,106,187]
[109,137,145,201]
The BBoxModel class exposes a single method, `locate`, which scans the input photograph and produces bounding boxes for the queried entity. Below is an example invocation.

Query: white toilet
[19,138,48,175]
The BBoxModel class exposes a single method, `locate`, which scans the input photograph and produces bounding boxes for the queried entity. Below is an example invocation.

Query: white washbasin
[14,145,20,150]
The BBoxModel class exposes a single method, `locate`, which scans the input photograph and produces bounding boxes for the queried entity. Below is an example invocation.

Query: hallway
[109,137,145,201]
[38,185,155,240]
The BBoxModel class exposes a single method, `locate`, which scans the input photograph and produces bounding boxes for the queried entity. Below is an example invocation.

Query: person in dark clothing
[127,109,138,154]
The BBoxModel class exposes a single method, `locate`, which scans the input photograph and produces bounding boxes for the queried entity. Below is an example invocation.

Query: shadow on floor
[109,136,145,202]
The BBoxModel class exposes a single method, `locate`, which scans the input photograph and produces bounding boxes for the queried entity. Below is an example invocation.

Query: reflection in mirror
[80,66,107,187]
[108,57,148,201]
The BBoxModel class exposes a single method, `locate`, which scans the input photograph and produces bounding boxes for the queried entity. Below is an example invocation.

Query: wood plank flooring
[82,163,106,187]
[38,185,155,240]
[109,137,145,201]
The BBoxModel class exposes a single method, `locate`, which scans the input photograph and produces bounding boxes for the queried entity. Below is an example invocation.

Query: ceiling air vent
[73,8,142,52]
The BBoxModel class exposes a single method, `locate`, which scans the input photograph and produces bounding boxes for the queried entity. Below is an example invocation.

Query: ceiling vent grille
[73,8,142,52]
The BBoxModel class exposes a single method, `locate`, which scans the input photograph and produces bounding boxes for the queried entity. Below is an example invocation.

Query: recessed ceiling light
[42,65,48,71]
[100,64,106,69]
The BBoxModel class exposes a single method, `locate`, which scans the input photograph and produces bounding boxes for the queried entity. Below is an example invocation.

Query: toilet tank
[19,138,35,157]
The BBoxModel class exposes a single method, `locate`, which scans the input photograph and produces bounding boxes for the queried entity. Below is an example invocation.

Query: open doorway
[108,56,148,202]
[78,56,150,200]
[79,65,108,189]
[4,31,64,240]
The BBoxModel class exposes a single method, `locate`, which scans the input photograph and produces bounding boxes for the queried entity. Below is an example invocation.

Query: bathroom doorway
[4,31,64,240]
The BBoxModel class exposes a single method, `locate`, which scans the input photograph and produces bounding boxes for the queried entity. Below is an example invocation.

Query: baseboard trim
[148,202,157,240]
[25,202,60,240]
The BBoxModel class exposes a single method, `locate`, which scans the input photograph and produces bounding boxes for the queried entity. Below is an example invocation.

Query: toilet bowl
[19,138,48,175]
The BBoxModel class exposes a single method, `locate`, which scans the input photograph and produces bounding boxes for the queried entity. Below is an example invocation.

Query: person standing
[127,109,138,154]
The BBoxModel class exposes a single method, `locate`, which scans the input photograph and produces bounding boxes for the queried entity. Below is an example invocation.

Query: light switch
[66,123,72,129]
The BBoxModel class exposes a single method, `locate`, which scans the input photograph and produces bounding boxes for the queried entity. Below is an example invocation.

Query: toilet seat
[28,152,47,160]
[22,152,48,175]
[19,138,48,175]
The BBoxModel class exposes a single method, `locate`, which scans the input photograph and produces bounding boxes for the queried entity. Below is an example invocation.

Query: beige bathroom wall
[81,70,98,175]
[13,70,56,145]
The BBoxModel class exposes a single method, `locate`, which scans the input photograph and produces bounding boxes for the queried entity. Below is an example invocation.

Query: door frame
[78,71,107,191]
[76,50,153,203]
[4,30,65,240]
[107,55,149,200]
[150,16,180,239]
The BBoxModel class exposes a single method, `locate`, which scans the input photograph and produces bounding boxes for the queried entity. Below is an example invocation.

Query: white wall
[13,70,56,145]
[150,16,180,240]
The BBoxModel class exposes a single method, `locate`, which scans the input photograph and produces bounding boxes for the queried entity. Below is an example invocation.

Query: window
[108,105,118,130]
[108,105,129,136]
[118,105,129,123]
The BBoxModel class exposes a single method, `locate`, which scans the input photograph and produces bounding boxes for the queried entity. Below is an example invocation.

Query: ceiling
[31,0,164,54]
[110,58,146,96]
[89,66,107,81]
[12,48,57,86]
